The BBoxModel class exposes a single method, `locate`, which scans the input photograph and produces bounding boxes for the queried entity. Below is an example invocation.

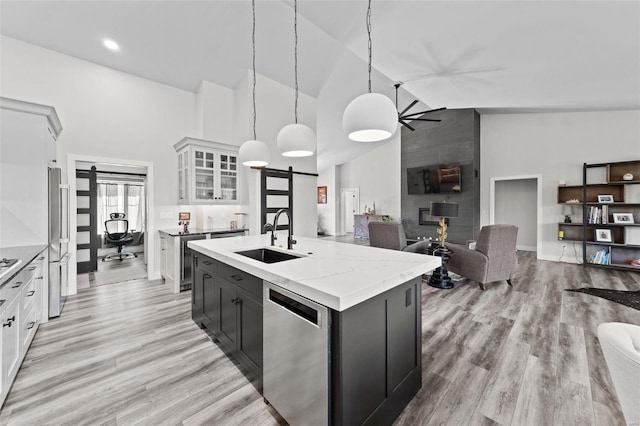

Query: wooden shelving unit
[558,160,640,271]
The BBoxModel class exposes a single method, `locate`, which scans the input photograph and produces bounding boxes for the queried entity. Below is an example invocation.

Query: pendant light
[240,0,270,167]
[277,0,316,157]
[342,0,398,142]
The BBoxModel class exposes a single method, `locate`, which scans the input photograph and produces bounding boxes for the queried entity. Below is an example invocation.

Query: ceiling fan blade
[398,100,419,117]
[408,118,442,122]
[399,119,415,131]
[401,107,447,118]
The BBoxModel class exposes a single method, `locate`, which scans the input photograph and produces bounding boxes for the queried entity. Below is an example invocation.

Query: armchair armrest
[445,242,489,283]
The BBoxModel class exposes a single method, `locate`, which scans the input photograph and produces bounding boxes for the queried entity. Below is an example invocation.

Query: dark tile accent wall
[401,108,480,244]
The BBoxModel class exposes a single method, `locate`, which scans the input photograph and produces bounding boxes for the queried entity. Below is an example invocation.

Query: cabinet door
[202,272,219,330]
[217,279,237,350]
[192,258,205,324]
[2,296,21,385]
[193,149,216,202]
[160,237,167,279]
[236,287,262,372]
[386,282,419,391]
[218,153,238,201]
[177,150,188,203]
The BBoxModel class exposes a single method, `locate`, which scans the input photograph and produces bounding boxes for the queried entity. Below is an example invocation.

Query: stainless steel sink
[235,248,302,264]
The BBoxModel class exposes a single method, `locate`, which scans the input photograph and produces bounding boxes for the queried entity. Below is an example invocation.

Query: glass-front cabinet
[174,137,239,204]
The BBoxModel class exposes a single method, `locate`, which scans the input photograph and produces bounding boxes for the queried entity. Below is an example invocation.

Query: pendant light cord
[367,0,372,93]
[294,0,299,123]
[252,0,257,140]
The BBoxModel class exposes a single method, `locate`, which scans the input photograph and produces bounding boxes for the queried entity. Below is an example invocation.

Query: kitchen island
[189,235,440,426]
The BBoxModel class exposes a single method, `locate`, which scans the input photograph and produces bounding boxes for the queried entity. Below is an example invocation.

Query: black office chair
[103,213,138,262]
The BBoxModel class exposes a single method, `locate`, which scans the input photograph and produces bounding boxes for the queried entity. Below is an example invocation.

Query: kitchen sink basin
[235,248,303,264]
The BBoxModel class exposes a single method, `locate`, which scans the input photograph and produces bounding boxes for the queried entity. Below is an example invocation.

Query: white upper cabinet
[174,138,239,205]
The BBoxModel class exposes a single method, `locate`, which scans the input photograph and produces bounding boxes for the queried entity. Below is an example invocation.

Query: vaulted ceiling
[2,1,639,170]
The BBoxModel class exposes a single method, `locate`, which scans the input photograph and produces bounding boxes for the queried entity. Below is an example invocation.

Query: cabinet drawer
[198,256,218,275]
[22,261,42,284]
[21,304,38,350]
[0,274,24,305]
[21,277,38,314]
[218,263,262,300]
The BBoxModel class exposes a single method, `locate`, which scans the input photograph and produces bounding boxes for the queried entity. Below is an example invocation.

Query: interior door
[75,166,98,273]
[342,189,358,235]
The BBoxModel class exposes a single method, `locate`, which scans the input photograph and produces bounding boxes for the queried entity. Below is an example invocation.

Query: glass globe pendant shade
[343,92,398,142]
[239,139,270,167]
[277,123,316,157]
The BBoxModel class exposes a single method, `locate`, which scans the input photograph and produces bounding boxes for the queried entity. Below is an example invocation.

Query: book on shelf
[587,205,609,224]
[588,247,610,265]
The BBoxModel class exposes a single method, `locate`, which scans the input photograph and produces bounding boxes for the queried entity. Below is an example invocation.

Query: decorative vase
[623,173,634,181]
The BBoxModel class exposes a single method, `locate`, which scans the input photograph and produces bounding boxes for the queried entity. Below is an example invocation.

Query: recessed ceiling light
[103,39,119,51]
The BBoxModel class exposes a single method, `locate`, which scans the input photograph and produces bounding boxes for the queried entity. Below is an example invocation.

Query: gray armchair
[368,222,432,254]
[445,224,518,290]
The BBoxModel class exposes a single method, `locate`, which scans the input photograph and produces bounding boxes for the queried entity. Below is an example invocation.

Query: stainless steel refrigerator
[48,167,69,318]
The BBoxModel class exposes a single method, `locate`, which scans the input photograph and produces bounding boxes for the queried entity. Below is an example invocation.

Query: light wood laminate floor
[2,252,639,425]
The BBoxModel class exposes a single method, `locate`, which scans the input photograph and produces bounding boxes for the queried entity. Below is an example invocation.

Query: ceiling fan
[394,82,446,131]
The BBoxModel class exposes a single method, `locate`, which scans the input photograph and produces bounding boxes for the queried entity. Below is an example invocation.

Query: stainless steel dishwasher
[263,281,329,425]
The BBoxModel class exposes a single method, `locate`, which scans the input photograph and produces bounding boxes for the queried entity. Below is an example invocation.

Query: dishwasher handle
[268,288,321,327]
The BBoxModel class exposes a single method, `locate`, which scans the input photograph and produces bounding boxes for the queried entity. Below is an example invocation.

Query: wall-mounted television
[407,163,461,194]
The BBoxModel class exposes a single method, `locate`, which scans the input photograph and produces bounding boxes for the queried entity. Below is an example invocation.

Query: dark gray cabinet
[192,254,216,327]
[192,254,263,387]
[331,277,422,426]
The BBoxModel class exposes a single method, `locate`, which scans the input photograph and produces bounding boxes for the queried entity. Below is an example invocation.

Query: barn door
[76,166,98,273]
[261,167,293,233]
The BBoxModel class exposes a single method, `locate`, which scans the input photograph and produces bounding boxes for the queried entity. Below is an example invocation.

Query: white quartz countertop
[189,235,441,311]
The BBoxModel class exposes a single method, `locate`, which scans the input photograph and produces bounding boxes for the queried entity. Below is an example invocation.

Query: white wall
[196,80,234,143]
[317,166,337,235]
[232,71,318,238]
[339,134,401,220]
[481,110,640,261]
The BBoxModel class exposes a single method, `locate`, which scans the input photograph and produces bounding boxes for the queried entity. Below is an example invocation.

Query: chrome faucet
[264,209,296,249]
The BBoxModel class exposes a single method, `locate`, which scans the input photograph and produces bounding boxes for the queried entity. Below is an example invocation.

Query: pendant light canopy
[277,0,316,157]
[240,0,270,167]
[343,0,397,143]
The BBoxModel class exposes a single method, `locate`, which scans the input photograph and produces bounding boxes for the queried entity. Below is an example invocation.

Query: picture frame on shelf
[613,213,634,224]
[595,228,613,242]
[597,195,614,203]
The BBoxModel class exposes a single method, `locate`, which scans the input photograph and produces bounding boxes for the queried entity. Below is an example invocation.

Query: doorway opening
[340,188,359,236]
[67,155,155,296]
[490,175,541,256]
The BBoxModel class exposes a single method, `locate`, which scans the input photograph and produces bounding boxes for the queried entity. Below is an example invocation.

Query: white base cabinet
[0,253,46,407]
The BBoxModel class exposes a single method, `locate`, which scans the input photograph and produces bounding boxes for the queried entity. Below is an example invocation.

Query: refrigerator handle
[59,184,70,243]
